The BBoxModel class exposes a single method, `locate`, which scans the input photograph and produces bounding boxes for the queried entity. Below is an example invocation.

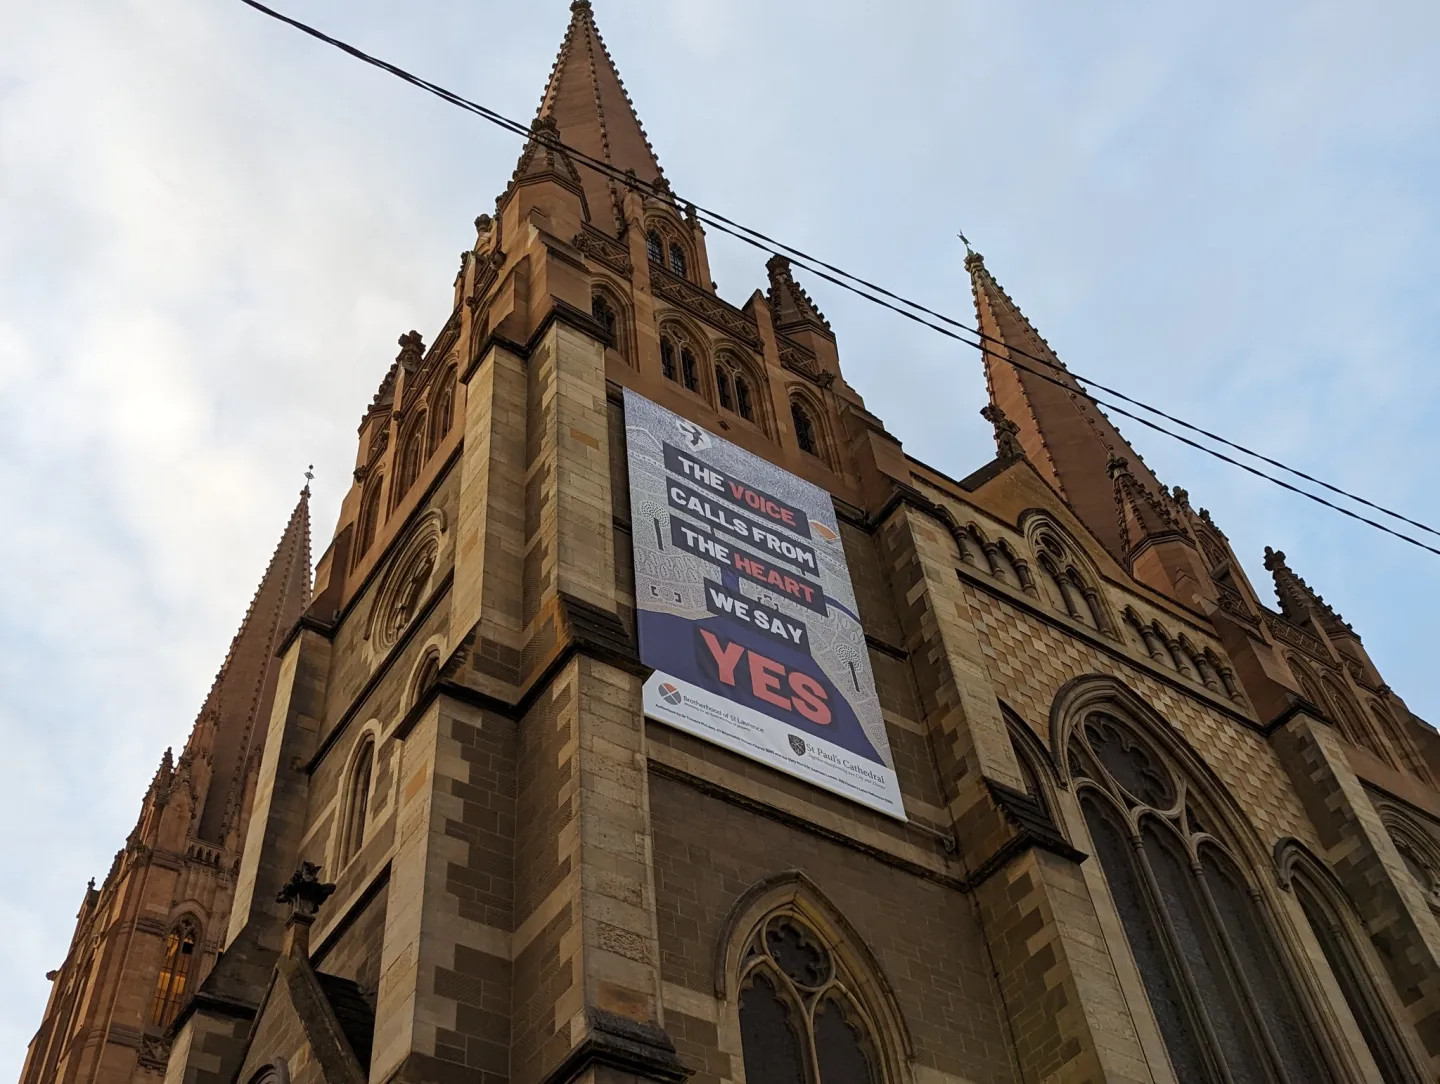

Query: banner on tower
[623,388,906,820]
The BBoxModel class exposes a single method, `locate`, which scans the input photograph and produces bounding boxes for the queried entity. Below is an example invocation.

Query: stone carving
[572,227,633,275]
[980,403,1023,459]
[650,266,762,348]
[276,861,336,920]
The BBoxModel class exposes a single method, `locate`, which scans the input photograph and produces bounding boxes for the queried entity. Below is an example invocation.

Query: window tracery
[715,353,763,427]
[659,326,702,394]
[738,913,882,1084]
[150,918,200,1029]
[1067,702,1330,1082]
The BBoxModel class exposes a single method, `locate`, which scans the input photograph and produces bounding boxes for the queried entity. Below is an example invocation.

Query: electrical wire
[233,0,1440,557]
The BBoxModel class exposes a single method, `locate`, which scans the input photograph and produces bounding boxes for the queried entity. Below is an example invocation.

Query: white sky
[2,0,1438,1070]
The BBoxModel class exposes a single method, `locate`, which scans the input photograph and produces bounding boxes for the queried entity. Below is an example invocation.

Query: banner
[624,388,906,820]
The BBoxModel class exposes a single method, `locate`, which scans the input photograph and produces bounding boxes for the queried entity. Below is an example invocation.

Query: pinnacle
[766,255,832,335]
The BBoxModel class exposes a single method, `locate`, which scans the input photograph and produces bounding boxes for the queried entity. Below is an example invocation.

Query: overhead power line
[233,0,1440,558]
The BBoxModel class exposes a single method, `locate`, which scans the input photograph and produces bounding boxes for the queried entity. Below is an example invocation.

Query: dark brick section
[444,711,518,929]
[313,885,389,1005]
[512,908,575,1084]
[650,774,1017,1083]
[433,946,512,1084]
[666,1010,729,1084]
[515,685,575,918]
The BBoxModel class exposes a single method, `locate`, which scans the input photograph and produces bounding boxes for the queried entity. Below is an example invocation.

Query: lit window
[151,920,200,1029]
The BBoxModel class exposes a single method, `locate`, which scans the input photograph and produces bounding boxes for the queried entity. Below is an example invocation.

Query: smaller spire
[979,403,1023,460]
[766,255,832,336]
[1109,454,1184,558]
[1263,547,1348,630]
[501,114,589,214]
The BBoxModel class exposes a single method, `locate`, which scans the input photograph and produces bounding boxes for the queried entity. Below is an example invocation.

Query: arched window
[429,370,456,454]
[646,230,664,265]
[340,738,375,864]
[681,346,699,392]
[151,918,200,1028]
[412,650,441,707]
[735,373,755,422]
[354,476,384,565]
[791,399,819,457]
[714,354,763,427]
[1071,709,1330,1083]
[1278,845,1426,1084]
[592,292,617,342]
[739,912,883,1084]
[715,363,734,410]
[660,336,678,382]
[393,414,426,505]
[669,242,688,278]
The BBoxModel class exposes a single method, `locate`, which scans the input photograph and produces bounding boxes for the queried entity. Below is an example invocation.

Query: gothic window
[340,738,375,864]
[1290,874,1423,1084]
[660,336,678,382]
[646,230,664,265]
[681,346,699,392]
[354,476,384,565]
[429,370,456,454]
[150,918,200,1029]
[669,242,688,278]
[738,913,882,1084]
[593,292,617,341]
[412,651,441,706]
[1072,709,1331,1083]
[394,414,427,504]
[735,373,755,421]
[715,363,734,410]
[791,399,819,458]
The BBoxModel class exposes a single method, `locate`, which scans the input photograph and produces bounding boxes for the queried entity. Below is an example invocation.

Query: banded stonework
[22,4,1440,1084]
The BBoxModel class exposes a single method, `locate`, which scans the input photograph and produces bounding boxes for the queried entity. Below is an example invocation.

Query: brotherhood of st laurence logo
[658,682,684,707]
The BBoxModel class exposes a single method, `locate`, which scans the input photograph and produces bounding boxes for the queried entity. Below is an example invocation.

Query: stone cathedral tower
[24,4,1440,1083]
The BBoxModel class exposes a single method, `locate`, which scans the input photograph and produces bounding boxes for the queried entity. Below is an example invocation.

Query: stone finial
[979,403,1023,459]
[1105,454,1129,479]
[397,331,425,374]
[1171,486,1192,513]
[571,0,593,13]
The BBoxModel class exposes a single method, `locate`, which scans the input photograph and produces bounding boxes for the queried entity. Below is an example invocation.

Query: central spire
[530,0,666,234]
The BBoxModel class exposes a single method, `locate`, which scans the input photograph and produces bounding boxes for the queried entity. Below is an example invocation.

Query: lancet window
[660,327,701,393]
[738,912,884,1084]
[1070,707,1330,1083]
[791,399,820,458]
[646,230,664,265]
[354,476,384,565]
[150,918,200,1029]
[429,368,456,453]
[715,353,762,427]
[340,737,375,865]
[393,413,426,505]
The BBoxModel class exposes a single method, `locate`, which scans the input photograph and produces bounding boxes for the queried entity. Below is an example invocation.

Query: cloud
[2,0,1437,1072]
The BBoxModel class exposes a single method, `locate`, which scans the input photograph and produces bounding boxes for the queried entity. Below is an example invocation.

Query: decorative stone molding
[650,265,762,348]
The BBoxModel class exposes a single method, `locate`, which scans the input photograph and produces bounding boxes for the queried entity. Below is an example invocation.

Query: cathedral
[22,4,1440,1083]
